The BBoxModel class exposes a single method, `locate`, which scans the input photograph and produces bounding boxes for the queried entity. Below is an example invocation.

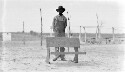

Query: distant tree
[30,30,38,36]
[30,30,34,34]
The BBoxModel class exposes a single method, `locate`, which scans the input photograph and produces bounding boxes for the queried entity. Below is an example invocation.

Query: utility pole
[98,21,103,41]
[23,21,25,45]
[67,11,71,52]
[23,21,24,33]
[50,26,53,37]
[40,8,42,46]
[96,13,99,40]
[83,27,86,43]
[67,12,71,38]
[96,13,101,43]
[112,27,115,42]
[79,26,81,40]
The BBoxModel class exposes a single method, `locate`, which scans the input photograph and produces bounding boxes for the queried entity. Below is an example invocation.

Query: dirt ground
[0,41,125,72]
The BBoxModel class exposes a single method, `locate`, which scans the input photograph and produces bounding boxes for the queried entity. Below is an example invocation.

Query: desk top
[46,37,80,47]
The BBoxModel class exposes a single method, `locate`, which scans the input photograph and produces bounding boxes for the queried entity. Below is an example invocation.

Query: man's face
[58,9,64,13]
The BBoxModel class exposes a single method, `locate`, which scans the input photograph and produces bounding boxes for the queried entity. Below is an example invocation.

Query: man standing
[52,6,67,61]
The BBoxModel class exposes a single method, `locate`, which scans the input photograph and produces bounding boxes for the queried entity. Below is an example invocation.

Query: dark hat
[56,6,65,12]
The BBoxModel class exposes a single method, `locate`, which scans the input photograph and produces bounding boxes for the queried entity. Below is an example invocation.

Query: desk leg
[74,47,78,63]
[55,47,59,57]
[46,47,50,64]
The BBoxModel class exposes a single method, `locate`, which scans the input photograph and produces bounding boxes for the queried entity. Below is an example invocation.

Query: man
[52,6,67,61]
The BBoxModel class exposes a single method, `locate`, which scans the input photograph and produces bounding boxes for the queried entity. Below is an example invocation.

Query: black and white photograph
[0,0,125,72]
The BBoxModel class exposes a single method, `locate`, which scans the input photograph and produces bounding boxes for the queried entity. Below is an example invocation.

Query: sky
[0,0,3,32]
[1,0,125,33]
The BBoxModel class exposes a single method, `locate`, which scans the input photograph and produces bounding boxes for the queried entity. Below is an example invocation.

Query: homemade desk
[45,37,86,64]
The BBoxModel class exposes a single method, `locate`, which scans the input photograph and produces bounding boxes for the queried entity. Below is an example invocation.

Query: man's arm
[65,18,67,28]
[52,17,56,32]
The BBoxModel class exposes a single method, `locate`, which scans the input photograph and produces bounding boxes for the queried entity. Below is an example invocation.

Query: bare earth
[0,41,125,72]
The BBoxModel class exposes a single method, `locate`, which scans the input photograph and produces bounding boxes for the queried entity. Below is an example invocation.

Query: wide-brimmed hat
[56,6,65,12]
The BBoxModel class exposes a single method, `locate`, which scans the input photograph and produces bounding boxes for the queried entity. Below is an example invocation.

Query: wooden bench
[45,37,86,64]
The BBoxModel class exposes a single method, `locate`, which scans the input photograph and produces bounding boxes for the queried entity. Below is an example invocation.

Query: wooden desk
[45,37,86,64]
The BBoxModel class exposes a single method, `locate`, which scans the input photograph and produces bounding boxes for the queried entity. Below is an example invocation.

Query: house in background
[2,32,11,42]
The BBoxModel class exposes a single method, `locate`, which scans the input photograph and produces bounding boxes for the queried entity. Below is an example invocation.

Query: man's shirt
[52,14,67,32]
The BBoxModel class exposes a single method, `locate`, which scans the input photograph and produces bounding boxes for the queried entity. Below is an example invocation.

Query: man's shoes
[61,58,67,61]
[53,58,57,61]
[53,55,61,61]
[73,61,78,63]
[71,60,78,63]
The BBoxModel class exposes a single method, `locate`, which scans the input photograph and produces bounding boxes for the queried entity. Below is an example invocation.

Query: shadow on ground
[52,60,99,67]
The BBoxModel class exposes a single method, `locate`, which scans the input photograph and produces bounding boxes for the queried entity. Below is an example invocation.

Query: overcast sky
[1,0,125,33]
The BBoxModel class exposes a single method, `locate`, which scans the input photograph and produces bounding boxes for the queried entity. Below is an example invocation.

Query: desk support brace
[74,47,78,63]
[46,47,50,64]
